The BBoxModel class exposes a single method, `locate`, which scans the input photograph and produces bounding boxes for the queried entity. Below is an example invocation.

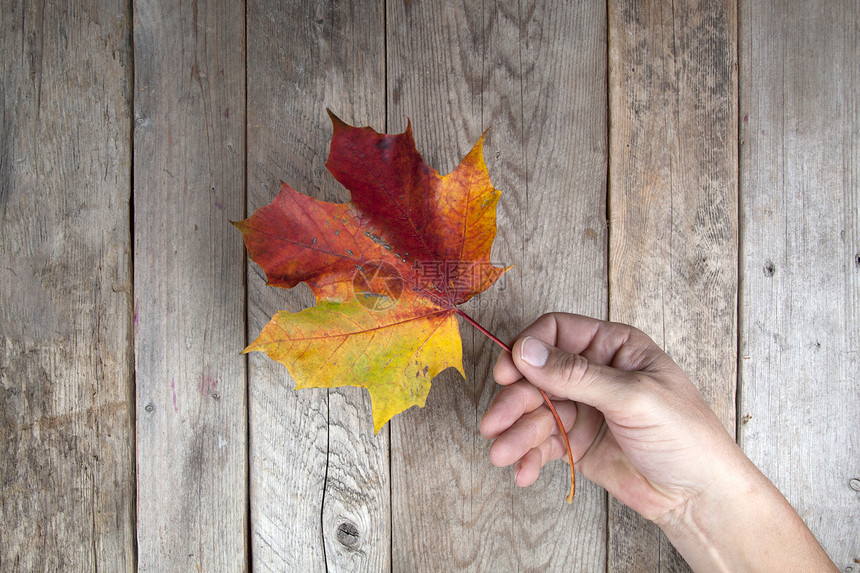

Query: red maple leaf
[235,111,575,501]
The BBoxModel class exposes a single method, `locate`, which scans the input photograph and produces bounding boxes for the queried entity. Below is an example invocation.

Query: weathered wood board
[245,2,390,571]
[608,0,739,570]
[388,1,608,569]
[2,1,859,570]
[0,1,135,570]
[738,0,859,567]
[133,0,247,569]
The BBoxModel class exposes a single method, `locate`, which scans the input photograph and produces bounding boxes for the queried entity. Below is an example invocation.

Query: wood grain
[246,2,389,571]
[0,1,134,570]
[738,0,859,567]
[133,0,247,570]
[608,0,738,570]
[3,2,859,569]
[388,1,608,569]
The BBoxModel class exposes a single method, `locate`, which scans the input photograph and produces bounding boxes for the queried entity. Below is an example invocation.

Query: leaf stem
[455,308,575,503]
[454,308,511,351]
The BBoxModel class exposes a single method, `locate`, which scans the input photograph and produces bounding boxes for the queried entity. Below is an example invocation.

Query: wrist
[654,450,759,571]
[654,444,837,572]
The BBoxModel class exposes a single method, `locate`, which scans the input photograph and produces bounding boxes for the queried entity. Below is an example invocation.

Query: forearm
[655,448,837,572]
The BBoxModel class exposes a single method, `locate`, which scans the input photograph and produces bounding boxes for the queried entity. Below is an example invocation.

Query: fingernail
[521,336,549,367]
[514,463,521,485]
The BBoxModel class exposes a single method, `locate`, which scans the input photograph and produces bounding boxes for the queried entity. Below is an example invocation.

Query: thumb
[512,336,632,412]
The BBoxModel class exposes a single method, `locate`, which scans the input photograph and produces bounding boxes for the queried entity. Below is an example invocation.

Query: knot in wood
[336,521,360,548]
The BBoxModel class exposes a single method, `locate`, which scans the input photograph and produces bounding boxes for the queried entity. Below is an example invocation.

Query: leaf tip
[326,108,348,131]
[371,407,393,435]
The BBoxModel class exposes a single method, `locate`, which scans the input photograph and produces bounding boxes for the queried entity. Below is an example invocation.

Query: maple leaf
[235,110,509,433]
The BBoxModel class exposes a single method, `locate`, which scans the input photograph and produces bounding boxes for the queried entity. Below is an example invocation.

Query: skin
[480,313,838,572]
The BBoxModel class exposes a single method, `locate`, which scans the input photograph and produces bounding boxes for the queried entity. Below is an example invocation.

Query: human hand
[480,312,739,521]
[480,313,837,571]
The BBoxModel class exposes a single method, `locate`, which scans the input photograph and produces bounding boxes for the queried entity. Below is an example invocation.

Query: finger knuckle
[545,434,567,463]
[498,383,530,411]
[522,418,543,443]
[558,352,590,388]
[492,359,507,381]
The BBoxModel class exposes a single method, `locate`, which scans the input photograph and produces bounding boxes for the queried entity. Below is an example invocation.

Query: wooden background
[1,0,857,571]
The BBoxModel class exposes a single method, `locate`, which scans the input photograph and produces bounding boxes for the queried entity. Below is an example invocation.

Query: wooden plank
[0,1,134,570]
[245,2,388,571]
[738,0,859,567]
[608,0,738,570]
[388,1,608,569]
[133,1,247,570]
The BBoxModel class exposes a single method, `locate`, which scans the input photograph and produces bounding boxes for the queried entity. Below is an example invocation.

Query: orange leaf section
[236,111,508,431]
